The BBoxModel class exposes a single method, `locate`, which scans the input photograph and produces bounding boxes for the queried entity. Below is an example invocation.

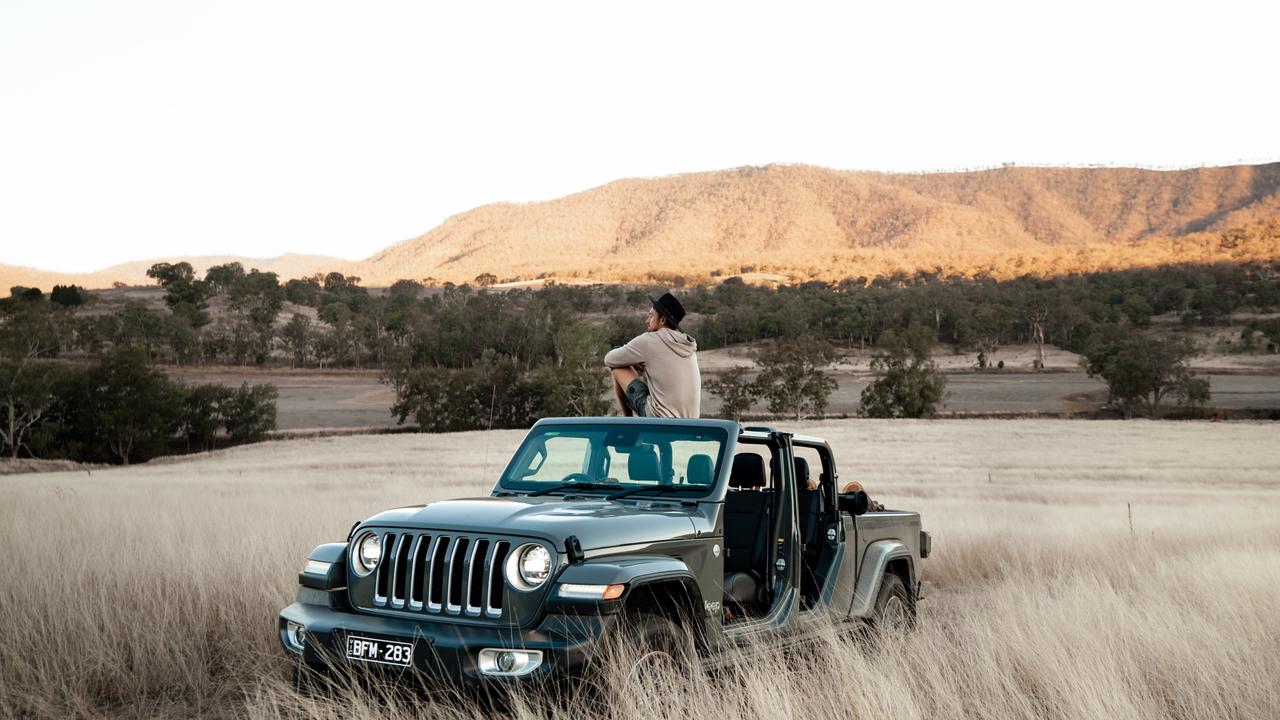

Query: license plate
[345,635,414,668]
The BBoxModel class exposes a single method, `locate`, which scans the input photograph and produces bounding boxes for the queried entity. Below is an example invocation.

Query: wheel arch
[848,540,915,619]
[554,554,706,629]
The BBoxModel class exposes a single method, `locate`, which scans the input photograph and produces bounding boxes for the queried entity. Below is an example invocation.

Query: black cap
[650,292,686,329]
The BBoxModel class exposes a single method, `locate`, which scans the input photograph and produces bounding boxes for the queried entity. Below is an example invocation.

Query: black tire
[869,573,916,632]
[616,612,698,697]
[625,612,694,664]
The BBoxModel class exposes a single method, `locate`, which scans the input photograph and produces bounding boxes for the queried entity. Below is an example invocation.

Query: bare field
[3,420,1280,719]
[162,362,1280,431]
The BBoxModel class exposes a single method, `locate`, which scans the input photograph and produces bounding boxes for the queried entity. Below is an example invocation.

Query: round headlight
[353,532,381,576]
[506,543,552,590]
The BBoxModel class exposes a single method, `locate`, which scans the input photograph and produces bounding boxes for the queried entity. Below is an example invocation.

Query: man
[604,292,700,418]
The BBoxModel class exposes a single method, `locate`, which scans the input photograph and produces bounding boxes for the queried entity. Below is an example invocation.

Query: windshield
[498,424,728,496]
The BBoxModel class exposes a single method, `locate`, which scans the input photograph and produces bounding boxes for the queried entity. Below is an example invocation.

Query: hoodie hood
[655,327,697,358]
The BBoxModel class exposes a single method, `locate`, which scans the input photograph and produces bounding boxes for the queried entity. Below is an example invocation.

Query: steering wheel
[560,472,595,484]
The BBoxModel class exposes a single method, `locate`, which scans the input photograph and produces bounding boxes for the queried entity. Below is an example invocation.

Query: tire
[616,612,698,697]
[869,573,916,632]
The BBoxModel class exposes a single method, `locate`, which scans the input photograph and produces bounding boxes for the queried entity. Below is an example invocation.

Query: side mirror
[838,490,870,516]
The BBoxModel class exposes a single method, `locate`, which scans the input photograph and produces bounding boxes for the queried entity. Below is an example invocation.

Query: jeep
[279,417,931,683]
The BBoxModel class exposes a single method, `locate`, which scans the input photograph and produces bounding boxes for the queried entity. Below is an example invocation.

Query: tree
[1083,327,1199,419]
[705,370,756,421]
[280,313,313,367]
[163,312,200,365]
[204,262,245,295]
[223,383,278,443]
[1019,290,1052,371]
[146,262,193,286]
[393,363,543,432]
[1175,376,1212,418]
[753,336,838,421]
[317,303,360,367]
[388,279,424,299]
[0,360,67,458]
[181,384,233,452]
[0,301,65,360]
[959,304,1012,369]
[859,324,947,418]
[284,277,321,306]
[50,285,86,307]
[1122,294,1154,328]
[1144,335,1198,418]
[534,323,610,417]
[147,262,209,309]
[84,350,182,464]
[227,270,284,364]
[115,302,167,362]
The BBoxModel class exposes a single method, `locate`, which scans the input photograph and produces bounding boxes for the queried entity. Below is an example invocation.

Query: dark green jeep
[279,417,931,683]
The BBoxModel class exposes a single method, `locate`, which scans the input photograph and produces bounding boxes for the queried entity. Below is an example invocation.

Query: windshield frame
[494,419,733,500]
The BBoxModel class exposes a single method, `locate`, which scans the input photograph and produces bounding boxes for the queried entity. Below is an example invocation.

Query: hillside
[8,163,1280,290]
[359,162,1280,284]
[0,254,352,292]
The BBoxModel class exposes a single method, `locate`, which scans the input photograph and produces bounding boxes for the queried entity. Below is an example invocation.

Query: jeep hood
[362,496,700,551]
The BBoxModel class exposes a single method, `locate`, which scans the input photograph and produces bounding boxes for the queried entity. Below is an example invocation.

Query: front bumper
[279,598,618,685]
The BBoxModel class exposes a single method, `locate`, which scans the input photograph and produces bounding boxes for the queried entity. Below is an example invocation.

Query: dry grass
[2,420,1279,719]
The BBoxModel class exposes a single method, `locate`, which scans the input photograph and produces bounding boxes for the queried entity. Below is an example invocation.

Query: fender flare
[555,554,700,591]
[299,542,348,590]
[551,555,703,611]
[847,540,914,619]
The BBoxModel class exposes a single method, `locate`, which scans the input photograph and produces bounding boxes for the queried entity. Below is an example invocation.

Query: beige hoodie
[603,327,701,418]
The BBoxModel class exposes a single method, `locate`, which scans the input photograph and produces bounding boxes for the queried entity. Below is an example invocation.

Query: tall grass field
[2,420,1278,719]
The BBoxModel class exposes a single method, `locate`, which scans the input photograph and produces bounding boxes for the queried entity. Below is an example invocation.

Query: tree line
[14,260,1279,369]
[3,259,1275,452]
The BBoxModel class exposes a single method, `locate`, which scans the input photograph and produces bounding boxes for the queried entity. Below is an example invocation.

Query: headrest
[687,454,714,485]
[794,457,810,488]
[729,453,766,489]
[628,445,660,482]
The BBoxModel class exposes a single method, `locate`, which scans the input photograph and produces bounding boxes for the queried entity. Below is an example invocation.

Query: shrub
[860,324,946,418]
[223,384,279,444]
[753,336,838,421]
[705,371,756,421]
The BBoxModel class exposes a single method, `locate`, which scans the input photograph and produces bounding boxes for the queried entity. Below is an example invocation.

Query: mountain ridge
[355,162,1280,284]
[6,162,1280,290]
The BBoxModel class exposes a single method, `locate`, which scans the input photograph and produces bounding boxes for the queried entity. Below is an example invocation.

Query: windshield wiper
[526,482,619,497]
[606,484,700,501]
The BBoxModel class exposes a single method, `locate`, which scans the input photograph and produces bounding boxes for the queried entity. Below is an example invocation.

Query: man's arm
[603,335,651,369]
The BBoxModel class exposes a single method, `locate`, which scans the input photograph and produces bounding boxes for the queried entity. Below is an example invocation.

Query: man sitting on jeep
[604,292,701,418]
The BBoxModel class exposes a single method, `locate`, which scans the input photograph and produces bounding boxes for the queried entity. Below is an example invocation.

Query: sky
[2,1,1277,273]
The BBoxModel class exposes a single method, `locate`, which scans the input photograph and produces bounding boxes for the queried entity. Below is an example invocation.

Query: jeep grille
[362,532,511,619]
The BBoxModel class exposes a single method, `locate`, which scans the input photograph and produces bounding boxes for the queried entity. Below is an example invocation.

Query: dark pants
[625,379,650,417]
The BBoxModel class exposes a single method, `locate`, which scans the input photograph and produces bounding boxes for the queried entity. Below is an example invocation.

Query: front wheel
[610,612,699,703]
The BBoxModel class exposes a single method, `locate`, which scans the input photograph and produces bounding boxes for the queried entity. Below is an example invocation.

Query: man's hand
[806,478,819,491]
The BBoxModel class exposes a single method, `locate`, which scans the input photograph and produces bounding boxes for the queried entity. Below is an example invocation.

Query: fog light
[477,648,543,677]
[285,621,307,652]
[496,652,516,673]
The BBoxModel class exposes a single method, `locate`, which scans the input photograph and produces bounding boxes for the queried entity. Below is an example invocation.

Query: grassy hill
[358,162,1280,284]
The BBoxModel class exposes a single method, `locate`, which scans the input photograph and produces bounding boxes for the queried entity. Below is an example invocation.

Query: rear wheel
[870,573,915,632]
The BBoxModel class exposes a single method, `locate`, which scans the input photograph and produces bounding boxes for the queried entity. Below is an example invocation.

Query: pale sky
[2,0,1277,273]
